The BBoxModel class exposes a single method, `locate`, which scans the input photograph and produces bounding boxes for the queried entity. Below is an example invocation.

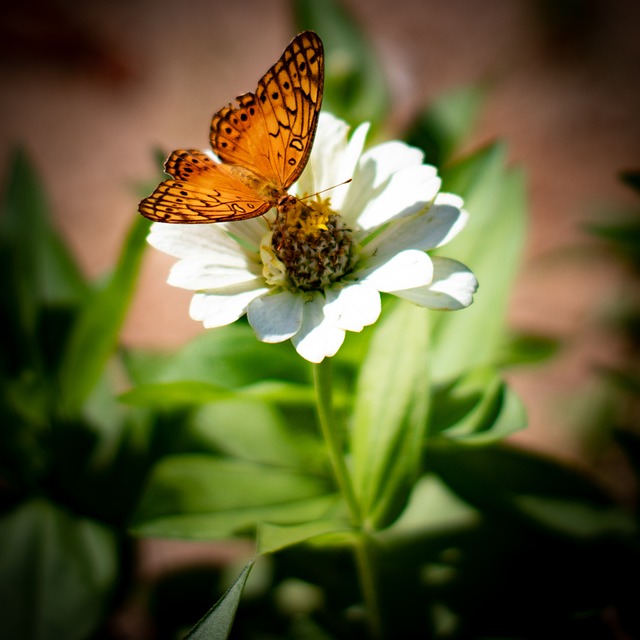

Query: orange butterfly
[139,31,324,224]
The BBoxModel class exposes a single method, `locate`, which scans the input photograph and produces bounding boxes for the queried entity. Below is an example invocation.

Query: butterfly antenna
[299,179,352,201]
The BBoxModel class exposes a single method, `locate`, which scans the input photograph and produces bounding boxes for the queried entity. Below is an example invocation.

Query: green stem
[355,535,383,639]
[313,359,383,638]
[313,359,360,525]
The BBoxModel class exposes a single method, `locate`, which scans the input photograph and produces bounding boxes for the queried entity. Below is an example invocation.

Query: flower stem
[313,359,383,638]
[354,534,383,639]
[313,359,360,525]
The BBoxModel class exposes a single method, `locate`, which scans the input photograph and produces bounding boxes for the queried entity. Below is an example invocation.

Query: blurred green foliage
[293,0,389,136]
[0,147,152,639]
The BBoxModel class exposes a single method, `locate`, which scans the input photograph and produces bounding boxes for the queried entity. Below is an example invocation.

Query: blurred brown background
[1,0,639,493]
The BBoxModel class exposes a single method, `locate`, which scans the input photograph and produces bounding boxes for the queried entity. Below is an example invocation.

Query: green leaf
[432,444,614,505]
[0,148,88,389]
[120,379,327,411]
[0,499,118,640]
[293,0,390,131]
[258,518,352,554]
[621,170,640,194]
[430,367,527,446]
[613,430,640,480]
[381,475,479,542]
[131,455,334,539]
[124,325,308,389]
[119,380,233,409]
[0,147,92,485]
[497,332,560,367]
[239,380,323,406]
[189,399,325,471]
[184,559,255,640]
[351,300,430,529]
[0,147,88,311]
[406,84,486,166]
[514,495,638,539]
[57,214,150,414]
[429,444,638,539]
[587,216,640,263]
[430,143,528,382]
[131,495,339,540]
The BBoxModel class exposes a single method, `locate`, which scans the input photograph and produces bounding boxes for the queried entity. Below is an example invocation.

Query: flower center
[263,195,355,292]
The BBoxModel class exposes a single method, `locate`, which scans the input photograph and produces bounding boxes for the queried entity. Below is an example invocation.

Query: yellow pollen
[288,195,333,236]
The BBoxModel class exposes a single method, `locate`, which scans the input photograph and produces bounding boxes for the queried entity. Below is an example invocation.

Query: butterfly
[139,31,324,224]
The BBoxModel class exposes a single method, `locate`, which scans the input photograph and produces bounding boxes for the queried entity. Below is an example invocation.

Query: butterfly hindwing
[209,31,323,189]
[139,150,272,223]
[163,148,221,184]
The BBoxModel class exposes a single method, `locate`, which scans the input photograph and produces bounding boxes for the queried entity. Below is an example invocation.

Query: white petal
[356,250,434,293]
[359,140,426,181]
[364,203,468,258]
[341,140,427,225]
[247,289,304,343]
[294,113,350,197]
[393,257,478,310]
[329,121,370,211]
[294,114,369,211]
[148,222,246,261]
[219,214,272,250]
[434,192,464,209]
[291,294,345,363]
[203,148,220,162]
[324,284,381,332]
[189,286,270,328]
[167,259,261,290]
[354,165,441,232]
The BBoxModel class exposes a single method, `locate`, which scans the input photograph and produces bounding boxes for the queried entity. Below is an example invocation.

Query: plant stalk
[313,359,383,638]
[313,359,360,524]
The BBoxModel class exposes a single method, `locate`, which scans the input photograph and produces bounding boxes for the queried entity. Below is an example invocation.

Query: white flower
[148,113,478,363]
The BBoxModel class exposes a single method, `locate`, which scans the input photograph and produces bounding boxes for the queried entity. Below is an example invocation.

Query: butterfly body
[139,31,324,225]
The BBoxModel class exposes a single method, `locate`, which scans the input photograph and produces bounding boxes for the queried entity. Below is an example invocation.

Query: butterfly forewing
[210,31,323,189]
